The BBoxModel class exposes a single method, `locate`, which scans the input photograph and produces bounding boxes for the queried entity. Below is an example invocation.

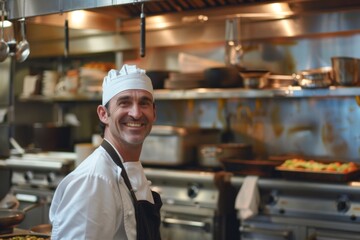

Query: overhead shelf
[17,86,360,102]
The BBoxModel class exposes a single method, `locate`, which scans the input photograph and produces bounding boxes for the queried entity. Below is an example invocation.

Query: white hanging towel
[235,175,260,220]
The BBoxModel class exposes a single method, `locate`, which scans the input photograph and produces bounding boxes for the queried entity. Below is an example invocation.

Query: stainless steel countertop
[231,175,360,195]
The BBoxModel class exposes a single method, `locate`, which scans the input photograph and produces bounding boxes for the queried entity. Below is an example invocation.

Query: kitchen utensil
[140,3,145,58]
[0,0,9,62]
[203,67,242,88]
[0,202,45,234]
[331,57,360,86]
[64,19,69,58]
[225,18,243,68]
[15,18,30,62]
[295,67,333,89]
[239,70,271,89]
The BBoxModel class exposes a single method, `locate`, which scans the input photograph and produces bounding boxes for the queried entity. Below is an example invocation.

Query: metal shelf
[17,86,360,102]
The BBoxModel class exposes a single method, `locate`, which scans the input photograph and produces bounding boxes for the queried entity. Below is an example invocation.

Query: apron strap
[101,140,138,202]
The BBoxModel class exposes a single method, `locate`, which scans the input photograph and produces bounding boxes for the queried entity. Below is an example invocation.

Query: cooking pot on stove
[198,143,253,167]
[0,202,45,234]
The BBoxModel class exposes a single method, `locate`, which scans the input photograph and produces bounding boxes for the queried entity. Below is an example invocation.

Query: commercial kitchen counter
[230,175,360,195]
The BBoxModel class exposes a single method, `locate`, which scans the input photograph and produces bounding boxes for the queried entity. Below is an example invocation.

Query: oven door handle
[162,217,209,231]
[240,226,291,239]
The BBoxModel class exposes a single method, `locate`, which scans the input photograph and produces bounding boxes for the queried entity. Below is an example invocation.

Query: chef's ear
[97,105,109,123]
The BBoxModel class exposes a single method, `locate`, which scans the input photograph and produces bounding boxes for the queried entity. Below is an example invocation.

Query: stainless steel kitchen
[1,0,360,239]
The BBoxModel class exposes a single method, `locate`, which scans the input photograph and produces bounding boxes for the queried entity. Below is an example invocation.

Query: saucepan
[331,56,360,86]
[0,202,44,234]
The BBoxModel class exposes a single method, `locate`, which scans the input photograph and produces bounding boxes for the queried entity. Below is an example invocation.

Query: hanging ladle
[0,0,9,62]
[15,18,30,62]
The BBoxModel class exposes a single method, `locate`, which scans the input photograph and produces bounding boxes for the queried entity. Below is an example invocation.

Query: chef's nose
[128,104,142,118]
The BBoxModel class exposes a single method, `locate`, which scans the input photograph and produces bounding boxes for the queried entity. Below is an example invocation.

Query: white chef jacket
[49,142,154,240]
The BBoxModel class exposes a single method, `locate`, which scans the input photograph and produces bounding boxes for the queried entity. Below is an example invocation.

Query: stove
[145,168,239,240]
[3,152,75,229]
[231,177,360,240]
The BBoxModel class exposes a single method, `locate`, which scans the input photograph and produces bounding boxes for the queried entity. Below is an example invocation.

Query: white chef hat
[102,64,154,106]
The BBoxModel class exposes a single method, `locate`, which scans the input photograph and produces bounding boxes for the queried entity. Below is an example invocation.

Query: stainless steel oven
[231,177,360,240]
[160,204,218,240]
[239,220,303,240]
[145,169,238,240]
[307,228,360,240]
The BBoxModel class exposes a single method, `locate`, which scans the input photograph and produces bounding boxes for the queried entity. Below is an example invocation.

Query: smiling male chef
[49,64,162,240]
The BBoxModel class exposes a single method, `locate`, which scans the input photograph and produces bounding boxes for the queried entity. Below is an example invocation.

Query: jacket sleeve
[50,174,122,240]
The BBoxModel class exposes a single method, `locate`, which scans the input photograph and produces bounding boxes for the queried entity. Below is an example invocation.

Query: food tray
[276,167,360,182]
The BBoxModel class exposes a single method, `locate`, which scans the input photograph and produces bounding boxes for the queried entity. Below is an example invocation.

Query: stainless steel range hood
[7,0,360,20]
[6,0,360,57]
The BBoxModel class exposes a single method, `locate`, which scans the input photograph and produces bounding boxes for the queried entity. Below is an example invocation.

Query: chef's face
[99,89,156,146]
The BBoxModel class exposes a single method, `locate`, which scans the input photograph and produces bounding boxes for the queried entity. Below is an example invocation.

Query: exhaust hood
[5,0,360,57]
[6,0,360,35]
[7,0,360,21]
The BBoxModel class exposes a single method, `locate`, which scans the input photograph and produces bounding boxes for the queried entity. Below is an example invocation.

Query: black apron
[101,140,162,240]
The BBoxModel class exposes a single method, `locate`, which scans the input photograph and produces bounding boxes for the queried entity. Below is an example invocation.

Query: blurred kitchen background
[0,0,358,161]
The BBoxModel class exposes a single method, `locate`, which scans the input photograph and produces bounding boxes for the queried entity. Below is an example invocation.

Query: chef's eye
[139,99,153,107]
[118,100,131,107]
